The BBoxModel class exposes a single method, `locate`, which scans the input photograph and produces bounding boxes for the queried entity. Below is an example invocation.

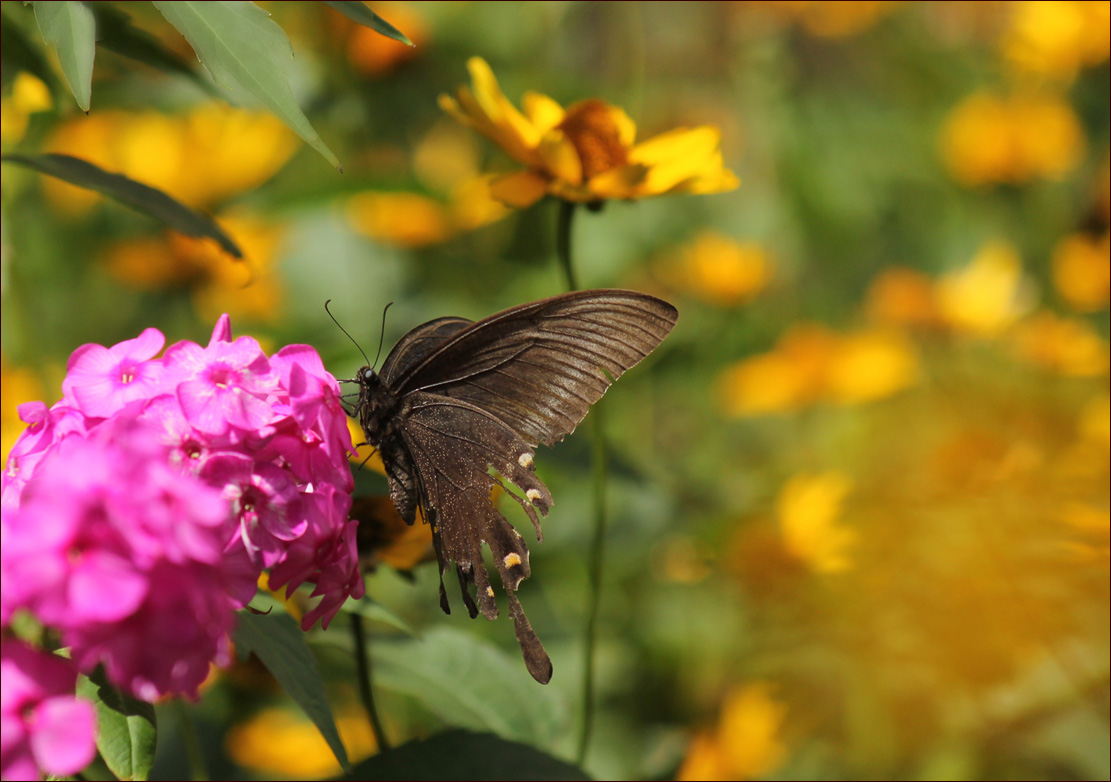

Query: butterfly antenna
[324,299,372,367]
[373,302,393,370]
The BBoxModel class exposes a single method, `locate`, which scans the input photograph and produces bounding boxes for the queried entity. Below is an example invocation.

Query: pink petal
[30,696,97,776]
[208,314,233,346]
[68,551,148,622]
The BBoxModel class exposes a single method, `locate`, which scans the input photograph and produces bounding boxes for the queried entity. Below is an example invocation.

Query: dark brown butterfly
[349,289,678,683]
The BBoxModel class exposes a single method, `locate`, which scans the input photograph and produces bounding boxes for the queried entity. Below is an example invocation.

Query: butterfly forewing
[394,290,679,447]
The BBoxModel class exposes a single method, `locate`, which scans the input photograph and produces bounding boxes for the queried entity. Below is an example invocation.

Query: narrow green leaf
[345,598,420,638]
[371,628,563,746]
[323,1,414,46]
[90,3,216,94]
[233,611,351,773]
[345,730,592,781]
[152,1,341,170]
[0,153,243,258]
[33,0,96,111]
[77,671,157,782]
[1,6,59,92]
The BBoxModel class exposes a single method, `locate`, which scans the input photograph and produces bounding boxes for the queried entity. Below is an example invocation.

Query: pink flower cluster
[1,315,363,777]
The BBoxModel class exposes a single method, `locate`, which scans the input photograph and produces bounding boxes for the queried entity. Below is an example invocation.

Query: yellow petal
[465,57,542,160]
[630,126,736,195]
[522,91,565,134]
[489,170,549,208]
[630,125,722,167]
[587,163,650,199]
[608,104,637,148]
[537,129,583,185]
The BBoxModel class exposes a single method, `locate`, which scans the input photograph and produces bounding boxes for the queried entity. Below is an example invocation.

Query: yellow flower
[1001,0,1111,81]
[777,471,855,573]
[935,241,1033,337]
[717,324,918,415]
[1051,232,1110,312]
[940,92,1085,186]
[1078,393,1110,445]
[865,266,942,328]
[677,683,788,781]
[825,329,919,404]
[661,232,771,306]
[44,105,297,213]
[1012,310,1109,376]
[341,1,425,76]
[1,358,45,464]
[0,73,53,144]
[101,212,285,323]
[226,705,377,778]
[439,57,738,208]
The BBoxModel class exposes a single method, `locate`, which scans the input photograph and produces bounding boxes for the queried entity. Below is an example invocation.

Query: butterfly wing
[380,316,473,384]
[393,289,679,447]
[380,290,677,683]
[398,391,555,683]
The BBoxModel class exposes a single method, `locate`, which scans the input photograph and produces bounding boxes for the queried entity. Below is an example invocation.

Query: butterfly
[348,289,678,683]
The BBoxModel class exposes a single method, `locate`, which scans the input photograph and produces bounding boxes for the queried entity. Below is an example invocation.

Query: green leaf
[1,6,58,92]
[345,597,420,638]
[343,730,592,781]
[371,628,563,746]
[0,153,243,258]
[90,3,215,94]
[233,611,351,773]
[77,671,157,782]
[152,1,341,170]
[33,0,96,111]
[323,1,414,46]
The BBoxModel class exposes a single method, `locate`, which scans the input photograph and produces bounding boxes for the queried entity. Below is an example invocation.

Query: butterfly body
[351,290,678,683]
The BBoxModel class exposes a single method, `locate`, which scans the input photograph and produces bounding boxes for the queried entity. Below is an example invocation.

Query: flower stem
[350,612,391,752]
[173,699,208,782]
[555,199,607,766]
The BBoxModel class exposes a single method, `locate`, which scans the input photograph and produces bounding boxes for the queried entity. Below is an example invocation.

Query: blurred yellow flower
[865,266,942,328]
[102,212,285,323]
[346,176,511,248]
[677,683,788,781]
[1,359,45,464]
[940,92,1085,186]
[661,232,771,306]
[935,241,1033,337]
[1078,393,1111,445]
[439,57,738,208]
[226,705,377,778]
[1051,232,1110,312]
[1056,502,1110,566]
[1011,310,1109,376]
[44,104,297,213]
[0,73,53,144]
[350,495,434,572]
[1001,0,1110,81]
[342,1,425,76]
[718,324,919,416]
[825,329,920,405]
[777,471,855,573]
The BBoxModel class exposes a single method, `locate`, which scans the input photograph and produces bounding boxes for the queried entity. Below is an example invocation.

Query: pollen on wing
[503,552,522,568]
[518,452,534,468]
[486,586,495,597]
[526,488,543,504]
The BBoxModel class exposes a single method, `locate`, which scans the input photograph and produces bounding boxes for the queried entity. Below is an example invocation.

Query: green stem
[350,612,391,752]
[555,199,607,765]
[173,699,208,782]
[557,199,580,291]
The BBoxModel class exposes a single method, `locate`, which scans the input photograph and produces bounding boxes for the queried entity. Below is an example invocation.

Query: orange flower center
[557,99,628,179]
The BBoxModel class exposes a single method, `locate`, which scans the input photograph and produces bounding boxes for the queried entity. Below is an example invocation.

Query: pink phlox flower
[61,327,166,418]
[0,640,97,781]
[274,347,356,460]
[166,337,279,436]
[257,418,351,491]
[2,402,91,514]
[269,486,363,630]
[66,559,236,701]
[208,313,233,345]
[201,453,306,568]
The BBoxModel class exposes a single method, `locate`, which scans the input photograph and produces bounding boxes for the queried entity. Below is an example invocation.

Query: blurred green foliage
[2,2,1108,780]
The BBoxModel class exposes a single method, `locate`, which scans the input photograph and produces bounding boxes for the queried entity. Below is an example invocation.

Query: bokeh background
[2,1,1108,779]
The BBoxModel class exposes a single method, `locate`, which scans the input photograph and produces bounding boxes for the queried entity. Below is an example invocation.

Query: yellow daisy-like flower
[439,57,739,208]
